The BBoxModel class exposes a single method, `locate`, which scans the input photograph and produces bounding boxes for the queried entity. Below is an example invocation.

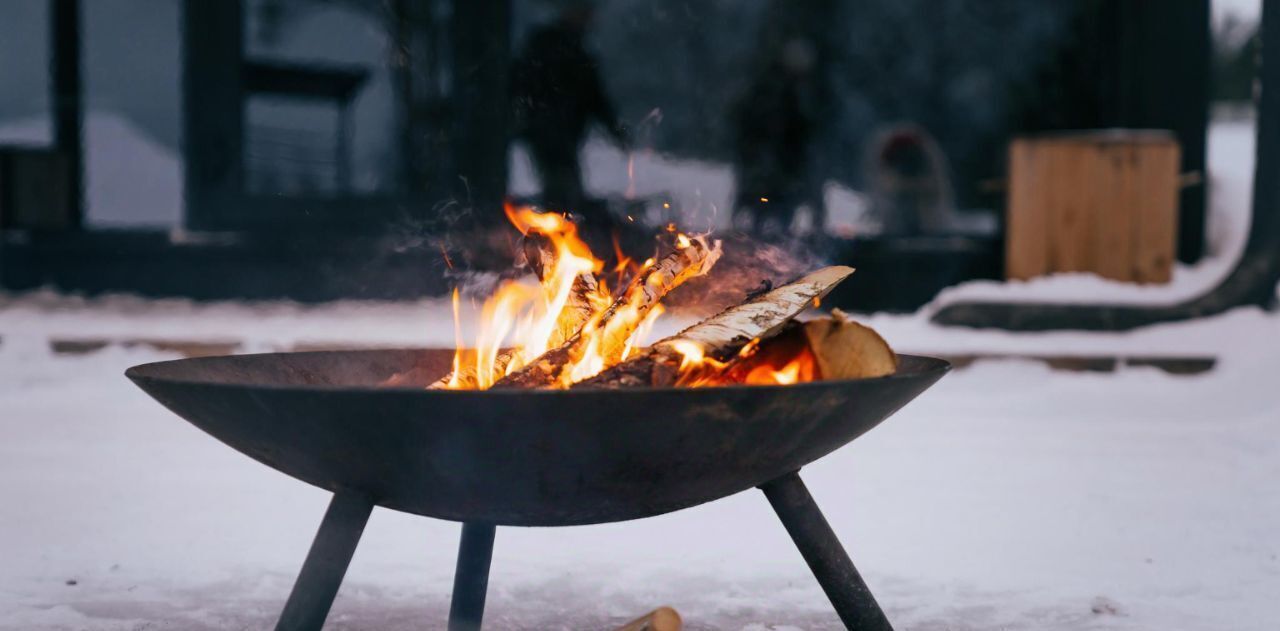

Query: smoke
[664,232,826,316]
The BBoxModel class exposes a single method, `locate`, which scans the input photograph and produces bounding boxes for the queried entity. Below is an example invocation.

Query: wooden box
[1005,131,1181,283]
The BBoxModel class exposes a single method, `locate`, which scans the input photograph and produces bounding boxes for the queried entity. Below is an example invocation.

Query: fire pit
[127,348,946,629]
[126,206,948,629]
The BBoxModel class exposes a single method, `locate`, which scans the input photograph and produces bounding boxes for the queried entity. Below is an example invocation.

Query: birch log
[574,265,854,388]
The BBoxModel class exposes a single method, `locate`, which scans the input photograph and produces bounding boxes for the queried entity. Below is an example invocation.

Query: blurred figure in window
[865,124,956,234]
[511,2,629,220]
[731,37,819,236]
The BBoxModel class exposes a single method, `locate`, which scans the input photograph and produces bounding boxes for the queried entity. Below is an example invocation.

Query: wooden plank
[1047,140,1096,273]
[1005,139,1049,280]
[1091,142,1135,281]
[1134,141,1181,283]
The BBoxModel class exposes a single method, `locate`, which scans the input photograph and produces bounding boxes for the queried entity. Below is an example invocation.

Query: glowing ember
[738,350,819,385]
[668,329,821,388]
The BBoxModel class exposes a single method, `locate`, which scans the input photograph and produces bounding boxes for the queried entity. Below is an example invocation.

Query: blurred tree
[1213,16,1260,103]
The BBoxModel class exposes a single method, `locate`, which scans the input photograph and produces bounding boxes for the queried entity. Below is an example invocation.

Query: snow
[1214,0,1261,27]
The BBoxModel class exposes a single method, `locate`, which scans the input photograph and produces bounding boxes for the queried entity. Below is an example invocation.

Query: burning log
[522,234,604,347]
[493,236,721,389]
[717,310,897,384]
[429,229,608,390]
[575,266,854,389]
[430,271,603,389]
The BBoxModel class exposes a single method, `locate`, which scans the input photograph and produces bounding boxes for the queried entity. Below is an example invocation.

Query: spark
[626,154,636,199]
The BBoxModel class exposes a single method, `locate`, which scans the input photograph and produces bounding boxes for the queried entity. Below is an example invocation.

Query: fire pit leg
[759,471,893,631]
[275,492,374,631]
[448,522,496,631]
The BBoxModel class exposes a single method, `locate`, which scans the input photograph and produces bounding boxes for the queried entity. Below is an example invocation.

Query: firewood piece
[716,321,816,384]
[552,270,604,347]
[521,232,605,346]
[494,237,721,389]
[801,309,897,379]
[429,349,513,390]
[613,607,682,631]
[576,265,854,389]
[428,242,604,390]
[720,311,896,383]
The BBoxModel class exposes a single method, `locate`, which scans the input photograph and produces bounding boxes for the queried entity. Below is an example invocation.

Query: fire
[669,331,820,387]
[443,204,709,389]
[622,304,664,360]
[739,350,819,385]
[446,289,464,388]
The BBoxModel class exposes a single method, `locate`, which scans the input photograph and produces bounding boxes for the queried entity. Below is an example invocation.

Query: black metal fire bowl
[127,348,949,631]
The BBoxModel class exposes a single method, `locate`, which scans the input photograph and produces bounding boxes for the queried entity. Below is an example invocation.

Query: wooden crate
[1005,131,1181,283]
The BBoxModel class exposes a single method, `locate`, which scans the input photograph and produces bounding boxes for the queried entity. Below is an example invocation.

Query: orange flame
[446,288,464,388]
[623,304,664,360]
[739,350,818,385]
[611,231,637,286]
[444,205,716,389]
[669,330,819,387]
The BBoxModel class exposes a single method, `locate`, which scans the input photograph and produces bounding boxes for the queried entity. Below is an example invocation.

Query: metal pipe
[275,492,374,631]
[760,471,893,631]
[448,522,497,631]
[51,0,83,228]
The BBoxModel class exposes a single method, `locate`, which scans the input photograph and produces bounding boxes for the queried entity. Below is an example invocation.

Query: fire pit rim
[124,347,951,394]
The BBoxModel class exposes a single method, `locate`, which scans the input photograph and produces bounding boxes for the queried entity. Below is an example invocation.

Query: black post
[275,492,374,631]
[389,0,416,194]
[759,471,892,631]
[448,522,497,631]
[182,0,245,230]
[450,0,511,220]
[50,0,83,228]
[1113,0,1211,264]
[336,103,351,193]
